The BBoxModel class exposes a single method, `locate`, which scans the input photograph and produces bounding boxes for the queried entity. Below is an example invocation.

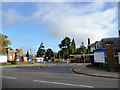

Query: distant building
[87,38,99,54]
[6,47,20,62]
[71,39,77,50]
[53,52,57,58]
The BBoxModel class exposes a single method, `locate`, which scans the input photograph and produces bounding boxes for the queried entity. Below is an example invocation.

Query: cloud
[2,0,119,2]
[32,2,117,45]
[3,2,117,47]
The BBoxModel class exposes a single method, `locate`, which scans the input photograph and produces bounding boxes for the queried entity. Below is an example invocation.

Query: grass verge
[87,65,106,70]
[0,62,33,66]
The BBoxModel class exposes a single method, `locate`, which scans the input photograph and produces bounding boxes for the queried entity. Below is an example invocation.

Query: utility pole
[30,48,31,56]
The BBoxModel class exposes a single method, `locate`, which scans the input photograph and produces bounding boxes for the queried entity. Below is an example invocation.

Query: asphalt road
[1,62,119,88]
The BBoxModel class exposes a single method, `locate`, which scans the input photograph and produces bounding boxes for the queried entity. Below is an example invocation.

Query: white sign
[0,54,8,63]
[94,52,105,63]
[118,52,120,64]
[36,57,44,62]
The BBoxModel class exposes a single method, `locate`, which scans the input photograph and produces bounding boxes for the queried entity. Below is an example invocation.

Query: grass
[0,63,6,66]
[17,62,33,65]
[0,62,34,66]
[87,65,106,70]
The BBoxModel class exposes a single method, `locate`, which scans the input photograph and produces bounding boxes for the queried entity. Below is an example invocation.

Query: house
[86,33,120,71]
[87,38,99,54]
[6,47,21,62]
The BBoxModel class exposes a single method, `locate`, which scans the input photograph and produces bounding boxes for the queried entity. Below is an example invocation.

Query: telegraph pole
[30,48,31,56]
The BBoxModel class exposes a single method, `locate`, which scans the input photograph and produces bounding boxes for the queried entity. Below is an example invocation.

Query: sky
[1,1,118,54]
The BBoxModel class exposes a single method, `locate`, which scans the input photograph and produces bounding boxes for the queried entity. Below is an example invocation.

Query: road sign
[29,56,33,60]
[46,57,48,61]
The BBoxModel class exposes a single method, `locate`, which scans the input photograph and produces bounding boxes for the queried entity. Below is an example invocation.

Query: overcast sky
[2,2,118,54]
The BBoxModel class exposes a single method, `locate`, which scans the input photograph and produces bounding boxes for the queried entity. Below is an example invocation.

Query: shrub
[10,61,17,64]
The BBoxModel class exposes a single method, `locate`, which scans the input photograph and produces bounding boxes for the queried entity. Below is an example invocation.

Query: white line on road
[1,76,17,79]
[33,80,93,88]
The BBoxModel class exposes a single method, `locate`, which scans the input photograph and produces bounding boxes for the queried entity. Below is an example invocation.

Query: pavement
[72,63,119,79]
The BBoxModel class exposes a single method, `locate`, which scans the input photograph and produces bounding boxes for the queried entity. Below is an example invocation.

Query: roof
[88,41,99,46]
[97,37,120,49]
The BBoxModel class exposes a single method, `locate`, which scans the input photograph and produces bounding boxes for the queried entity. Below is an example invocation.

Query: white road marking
[1,76,17,79]
[11,69,21,70]
[33,80,93,88]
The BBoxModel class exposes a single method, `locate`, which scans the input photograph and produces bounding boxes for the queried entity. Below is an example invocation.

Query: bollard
[43,61,46,66]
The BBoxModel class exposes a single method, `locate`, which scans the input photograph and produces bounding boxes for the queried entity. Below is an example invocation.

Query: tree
[80,42,87,54]
[59,37,71,49]
[74,42,87,54]
[59,37,73,59]
[19,49,23,57]
[45,48,54,60]
[26,50,29,60]
[0,33,11,54]
[16,48,24,61]
[37,43,45,57]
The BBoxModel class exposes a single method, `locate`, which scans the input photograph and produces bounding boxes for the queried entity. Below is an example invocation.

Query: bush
[10,61,17,64]
[67,59,70,62]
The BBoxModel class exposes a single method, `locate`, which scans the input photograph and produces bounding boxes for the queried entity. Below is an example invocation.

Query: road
[1,62,118,88]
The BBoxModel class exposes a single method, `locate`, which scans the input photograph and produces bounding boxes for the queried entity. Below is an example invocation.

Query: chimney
[88,38,90,45]
[119,30,120,37]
